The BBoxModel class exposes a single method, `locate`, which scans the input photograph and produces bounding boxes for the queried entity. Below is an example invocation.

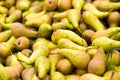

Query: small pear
[35,56,50,79]
[58,0,72,11]
[82,11,106,31]
[88,47,106,76]
[21,49,32,57]
[44,0,58,11]
[56,58,74,74]
[78,22,87,32]
[11,22,38,38]
[72,0,85,10]
[92,36,120,51]
[107,11,120,27]
[0,6,8,14]
[5,0,15,8]
[52,22,66,31]
[51,29,88,47]
[56,48,90,69]
[58,38,86,51]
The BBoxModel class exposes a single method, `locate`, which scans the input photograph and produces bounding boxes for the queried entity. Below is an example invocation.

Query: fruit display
[0,0,120,80]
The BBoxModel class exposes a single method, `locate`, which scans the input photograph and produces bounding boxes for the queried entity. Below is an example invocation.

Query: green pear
[56,48,90,69]
[16,0,31,11]
[35,56,50,79]
[67,9,81,28]
[11,22,38,38]
[58,38,86,51]
[61,18,74,30]
[56,58,74,74]
[82,11,106,31]
[0,30,12,43]
[1,22,13,30]
[88,47,106,76]
[58,0,72,11]
[38,23,53,38]
[91,27,120,41]
[110,32,120,40]
[93,0,120,11]
[0,35,16,58]
[44,0,58,11]
[51,71,65,80]
[79,73,106,80]
[6,9,22,23]
[51,29,88,47]
[83,3,109,19]
[72,0,85,10]
[92,36,120,51]
[107,11,120,28]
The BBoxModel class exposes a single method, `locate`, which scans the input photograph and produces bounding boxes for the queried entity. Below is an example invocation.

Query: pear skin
[88,47,106,76]
[110,32,120,40]
[92,36,120,51]
[51,29,88,47]
[51,71,65,80]
[52,22,66,31]
[83,3,109,19]
[65,74,81,80]
[57,48,90,69]
[72,0,85,10]
[82,11,106,31]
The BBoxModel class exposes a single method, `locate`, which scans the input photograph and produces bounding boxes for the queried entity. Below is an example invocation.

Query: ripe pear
[0,35,16,58]
[91,27,120,41]
[14,36,31,51]
[65,74,81,80]
[92,36,120,51]
[58,38,86,51]
[83,3,109,19]
[0,30,12,43]
[6,9,22,23]
[93,0,120,11]
[52,22,66,31]
[56,48,90,69]
[67,9,81,28]
[21,49,32,57]
[38,23,53,38]
[5,0,15,8]
[72,0,85,10]
[35,56,50,79]
[51,71,65,80]
[82,11,106,31]
[88,47,106,76]
[107,11,120,27]
[79,73,106,80]
[75,69,87,76]
[0,6,8,14]
[11,22,38,38]
[51,29,88,47]
[58,0,72,11]
[44,0,58,11]
[56,58,74,74]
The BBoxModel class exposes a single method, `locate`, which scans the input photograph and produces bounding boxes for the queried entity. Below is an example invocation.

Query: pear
[67,9,81,29]
[0,6,8,14]
[1,22,14,30]
[82,11,106,31]
[51,29,88,47]
[91,27,120,41]
[75,69,87,76]
[61,18,74,30]
[51,71,65,80]
[35,56,50,79]
[44,0,58,11]
[72,0,85,10]
[16,0,31,11]
[21,67,35,80]
[56,58,74,74]
[79,73,106,80]
[6,9,22,23]
[56,48,90,69]
[5,0,15,8]
[65,74,81,80]
[92,36,120,51]
[21,49,32,57]
[78,22,87,32]
[110,32,120,40]
[0,30,12,43]
[25,14,51,27]
[58,0,72,11]
[88,47,106,76]
[83,3,109,19]
[11,22,38,38]
[107,11,120,28]
[52,22,66,31]
[58,38,86,51]
[14,36,31,51]
[38,23,53,38]
[0,35,16,58]
[93,0,120,11]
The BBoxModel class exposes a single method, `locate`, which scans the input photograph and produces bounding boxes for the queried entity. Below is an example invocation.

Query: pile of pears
[1,0,120,80]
